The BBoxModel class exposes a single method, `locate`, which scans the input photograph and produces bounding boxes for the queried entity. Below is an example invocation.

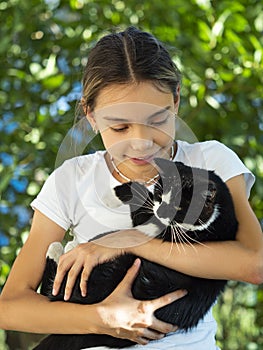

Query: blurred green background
[0,0,262,349]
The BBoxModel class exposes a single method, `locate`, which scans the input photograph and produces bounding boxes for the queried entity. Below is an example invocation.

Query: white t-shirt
[31,140,255,350]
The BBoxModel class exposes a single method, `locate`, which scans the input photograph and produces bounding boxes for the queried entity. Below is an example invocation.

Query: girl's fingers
[151,289,188,311]
[135,329,165,345]
[52,260,72,296]
[136,337,149,345]
[80,265,93,297]
[140,328,165,341]
[63,262,83,301]
[115,258,141,293]
[150,318,178,334]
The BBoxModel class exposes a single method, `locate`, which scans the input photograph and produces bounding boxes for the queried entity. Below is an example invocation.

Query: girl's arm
[0,210,185,344]
[128,174,263,284]
[0,210,99,334]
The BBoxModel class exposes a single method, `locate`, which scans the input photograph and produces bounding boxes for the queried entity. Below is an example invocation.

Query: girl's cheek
[103,139,129,158]
[153,129,174,146]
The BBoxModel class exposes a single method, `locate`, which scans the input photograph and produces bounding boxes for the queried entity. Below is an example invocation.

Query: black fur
[34,159,238,349]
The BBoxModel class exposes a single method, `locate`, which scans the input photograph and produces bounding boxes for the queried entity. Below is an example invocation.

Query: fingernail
[64,294,69,301]
[181,289,188,296]
[133,258,140,266]
[52,288,56,296]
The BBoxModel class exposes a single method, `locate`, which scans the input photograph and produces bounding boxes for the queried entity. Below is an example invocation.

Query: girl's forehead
[93,102,175,122]
[94,81,174,109]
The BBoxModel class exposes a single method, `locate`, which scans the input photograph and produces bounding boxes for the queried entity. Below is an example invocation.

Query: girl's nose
[130,138,153,151]
[130,125,153,151]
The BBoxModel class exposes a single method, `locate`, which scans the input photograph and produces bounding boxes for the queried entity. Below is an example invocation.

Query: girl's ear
[81,98,96,128]
[174,85,180,114]
[81,97,89,116]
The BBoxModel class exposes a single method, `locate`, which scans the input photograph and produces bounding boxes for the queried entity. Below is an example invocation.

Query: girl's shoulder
[177,139,228,154]
[176,140,255,197]
[55,150,106,175]
[175,139,232,166]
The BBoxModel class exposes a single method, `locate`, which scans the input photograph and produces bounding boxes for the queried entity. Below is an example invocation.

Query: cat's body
[34,159,238,350]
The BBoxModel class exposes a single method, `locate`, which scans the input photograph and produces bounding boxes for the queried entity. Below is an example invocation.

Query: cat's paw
[64,239,78,253]
[46,242,64,263]
[102,187,123,208]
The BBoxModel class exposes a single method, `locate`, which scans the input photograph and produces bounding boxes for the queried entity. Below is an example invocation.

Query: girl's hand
[98,258,187,345]
[52,240,124,300]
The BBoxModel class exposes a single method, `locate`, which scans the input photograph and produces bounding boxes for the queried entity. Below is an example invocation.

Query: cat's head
[153,158,220,233]
[104,158,222,240]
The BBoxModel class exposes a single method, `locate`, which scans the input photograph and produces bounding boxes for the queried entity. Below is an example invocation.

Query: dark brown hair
[82,26,181,111]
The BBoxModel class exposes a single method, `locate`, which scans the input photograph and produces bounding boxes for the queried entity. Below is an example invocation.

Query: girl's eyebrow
[102,105,172,122]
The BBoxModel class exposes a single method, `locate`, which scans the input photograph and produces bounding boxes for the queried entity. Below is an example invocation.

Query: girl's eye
[110,125,129,132]
[150,116,169,126]
[109,115,169,132]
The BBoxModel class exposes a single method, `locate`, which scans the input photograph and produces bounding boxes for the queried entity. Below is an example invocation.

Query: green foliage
[0,0,262,349]
[214,282,263,349]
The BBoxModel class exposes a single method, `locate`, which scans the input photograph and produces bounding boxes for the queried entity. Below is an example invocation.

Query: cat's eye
[174,206,182,211]
[201,190,215,200]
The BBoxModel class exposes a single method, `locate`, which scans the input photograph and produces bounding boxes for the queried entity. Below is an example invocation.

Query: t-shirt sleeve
[203,141,255,198]
[30,162,73,230]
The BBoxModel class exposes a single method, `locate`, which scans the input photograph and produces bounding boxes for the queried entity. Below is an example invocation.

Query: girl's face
[86,81,180,182]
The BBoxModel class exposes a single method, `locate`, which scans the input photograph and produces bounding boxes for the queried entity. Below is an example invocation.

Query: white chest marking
[136,223,161,237]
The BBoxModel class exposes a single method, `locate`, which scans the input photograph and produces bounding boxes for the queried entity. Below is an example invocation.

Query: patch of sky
[44,0,60,10]
[6,190,16,203]
[10,177,28,193]
[14,59,25,69]
[0,231,9,247]
[49,96,71,118]
[0,153,14,166]
[14,100,24,108]
[0,112,19,134]
[67,81,82,102]
[39,105,49,115]
[1,80,11,91]
[68,126,86,145]
[13,205,31,228]
[50,82,81,119]
[13,79,22,90]
[206,80,217,90]
[0,203,9,215]
[29,83,42,93]
[57,56,71,75]
[252,98,262,108]
[213,93,232,104]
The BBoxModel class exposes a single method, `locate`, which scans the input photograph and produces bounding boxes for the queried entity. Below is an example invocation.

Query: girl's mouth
[129,155,155,165]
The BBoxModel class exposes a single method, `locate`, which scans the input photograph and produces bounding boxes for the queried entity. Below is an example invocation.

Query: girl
[0,27,262,350]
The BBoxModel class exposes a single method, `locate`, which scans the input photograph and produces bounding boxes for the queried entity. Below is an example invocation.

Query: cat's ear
[113,183,134,203]
[114,182,150,205]
[103,182,150,208]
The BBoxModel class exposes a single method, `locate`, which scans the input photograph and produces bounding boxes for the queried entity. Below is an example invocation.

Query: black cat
[34,159,238,350]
